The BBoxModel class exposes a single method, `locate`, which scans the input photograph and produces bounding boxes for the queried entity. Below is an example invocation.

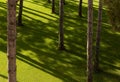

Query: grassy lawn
[0,0,120,82]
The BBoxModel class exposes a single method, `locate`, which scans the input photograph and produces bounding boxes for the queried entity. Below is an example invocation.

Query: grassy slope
[0,0,120,82]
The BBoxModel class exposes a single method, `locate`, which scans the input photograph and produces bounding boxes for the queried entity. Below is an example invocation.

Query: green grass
[0,0,120,82]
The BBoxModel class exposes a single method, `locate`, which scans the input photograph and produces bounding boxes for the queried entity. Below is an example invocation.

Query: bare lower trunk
[87,0,93,82]
[7,0,16,82]
[58,0,65,50]
[78,0,82,17]
[94,0,102,72]
[17,0,23,26]
[52,0,55,13]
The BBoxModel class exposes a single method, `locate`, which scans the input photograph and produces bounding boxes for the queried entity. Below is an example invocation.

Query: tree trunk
[87,0,93,82]
[17,0,23,26]
[52,0,55,13]
[78,0,82,17]
[7,0,17,82]
[94,0,102,72]
[58,0,65,50]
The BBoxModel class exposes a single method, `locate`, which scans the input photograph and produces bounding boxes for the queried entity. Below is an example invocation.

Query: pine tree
[94,0,103,72]
[58,0,65,50]
[87,0,93,81]
[7,0,17,82]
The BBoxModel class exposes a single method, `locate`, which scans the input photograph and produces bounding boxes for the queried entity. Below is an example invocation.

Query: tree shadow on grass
[0,74,7,79]
[17,51,82,82]
[0,0,120,82]
[99,23,120,73]
[0,2,7,53]
[16,16,87,81]
[94,70,120,82]
[15,1,88,81]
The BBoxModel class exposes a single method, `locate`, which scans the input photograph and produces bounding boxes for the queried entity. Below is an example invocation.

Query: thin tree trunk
[78,0,82,17]
[52,0,55,13]
[58,0,65,50]
[7,0,17,82]
[94,0,102,72]
[87,0,93,82]
[17,0,23,26]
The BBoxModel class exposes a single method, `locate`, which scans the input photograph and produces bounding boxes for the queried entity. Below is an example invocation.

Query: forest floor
[0,0,120,82]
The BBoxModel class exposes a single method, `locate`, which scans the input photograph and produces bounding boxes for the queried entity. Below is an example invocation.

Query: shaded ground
[0,0,120,82]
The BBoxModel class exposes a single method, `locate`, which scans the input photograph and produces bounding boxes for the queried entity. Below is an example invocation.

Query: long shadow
[15,1,88,81]
[17,52,79,82]
[0,74,8,79]
[0,0,120,82]
[0,2,7,53]
[94,70,120,82]
[16,5,58,19]
[16,17,87,81]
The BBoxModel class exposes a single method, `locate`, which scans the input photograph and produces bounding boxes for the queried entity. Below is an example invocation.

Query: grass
[0,0,120,82]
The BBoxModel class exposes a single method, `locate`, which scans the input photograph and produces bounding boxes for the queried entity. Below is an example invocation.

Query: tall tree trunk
[52,0,55,13]
[87,0,93,82]
[94,0,102,72]
[78,0,82,17]
[7,0,17,82]
[17,0,23,26]
[58,0,65,50]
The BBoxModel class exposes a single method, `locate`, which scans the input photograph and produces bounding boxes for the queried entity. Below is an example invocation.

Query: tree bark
[78,0,82,17]
[58,0,65,50]
[94,0,102,72]
[17,0,23,26]
[7,0,17,82]
[87,0,93,82]
[52,0,55,13]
